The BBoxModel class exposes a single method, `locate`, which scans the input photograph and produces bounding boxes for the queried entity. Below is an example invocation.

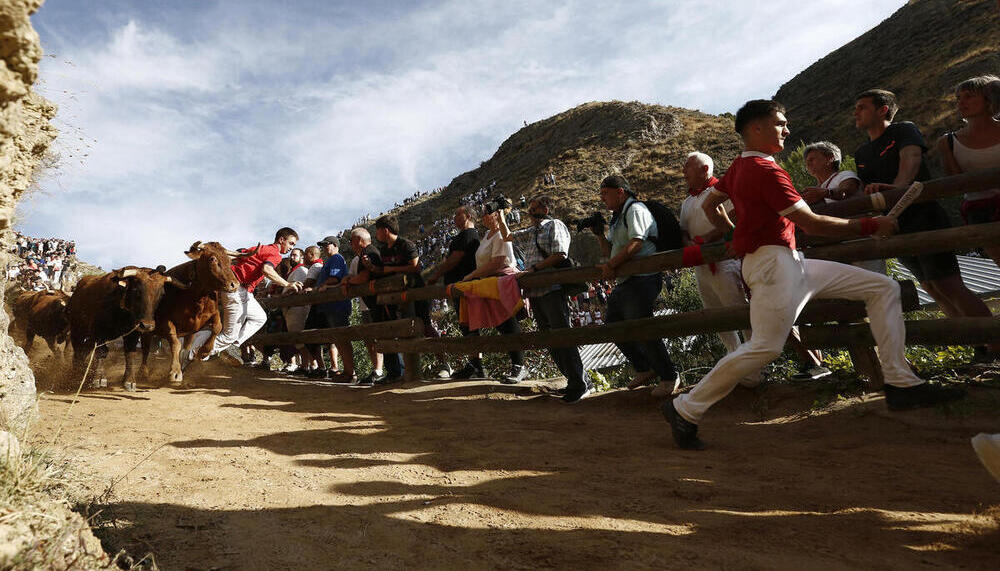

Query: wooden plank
[813,167,1000,219]
[251,318,420,346]
[799,317,1000,348]
[373,291,918,355]
[259,274,407,309]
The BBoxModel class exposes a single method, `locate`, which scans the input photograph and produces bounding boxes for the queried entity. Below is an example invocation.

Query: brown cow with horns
[139,241,244,385]
[67,266,188,390]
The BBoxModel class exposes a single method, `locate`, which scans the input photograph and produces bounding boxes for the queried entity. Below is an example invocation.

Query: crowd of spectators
[5,232,77,291]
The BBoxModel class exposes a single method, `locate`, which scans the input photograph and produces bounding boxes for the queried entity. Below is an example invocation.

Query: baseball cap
[317,235,339,246]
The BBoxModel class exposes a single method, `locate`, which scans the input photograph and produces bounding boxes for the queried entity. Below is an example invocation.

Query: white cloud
[23,0,905,269]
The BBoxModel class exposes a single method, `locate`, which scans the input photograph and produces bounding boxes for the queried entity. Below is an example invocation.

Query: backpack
[623,200,684,252]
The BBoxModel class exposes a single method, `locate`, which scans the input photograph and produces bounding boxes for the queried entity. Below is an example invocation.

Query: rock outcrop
[0,0,56,435]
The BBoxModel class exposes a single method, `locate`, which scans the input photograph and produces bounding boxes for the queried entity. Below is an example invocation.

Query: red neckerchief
[688,176,719,197]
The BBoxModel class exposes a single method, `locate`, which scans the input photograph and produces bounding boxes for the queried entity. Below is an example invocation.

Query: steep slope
[774,0,1000,155]
[378,101,741,262]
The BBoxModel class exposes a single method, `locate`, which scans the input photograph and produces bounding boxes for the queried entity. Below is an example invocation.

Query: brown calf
[9,290,71,357]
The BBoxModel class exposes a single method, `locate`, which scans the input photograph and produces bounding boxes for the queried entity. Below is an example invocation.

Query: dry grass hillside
[774,0,1000,156]
[374,101,740,241]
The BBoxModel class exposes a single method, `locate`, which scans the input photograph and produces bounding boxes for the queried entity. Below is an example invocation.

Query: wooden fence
[251,168,1000,389]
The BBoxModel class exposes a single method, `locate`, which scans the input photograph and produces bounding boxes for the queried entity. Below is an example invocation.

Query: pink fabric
[457,267,525,330]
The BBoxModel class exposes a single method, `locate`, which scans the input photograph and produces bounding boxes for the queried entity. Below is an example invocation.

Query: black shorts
[896,201,960,282]
[321,308,350,328]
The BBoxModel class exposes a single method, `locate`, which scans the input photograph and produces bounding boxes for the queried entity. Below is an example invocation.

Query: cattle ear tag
[118,279,128,288]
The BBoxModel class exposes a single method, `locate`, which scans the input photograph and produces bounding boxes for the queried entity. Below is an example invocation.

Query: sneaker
[451,362,485,380]
[378,374,404,385]
[553,387,568,397]
[437,364,454,379]
[218,345,243,366]
[627,370,657,389]
[650,372,682,398]
[327,371,356,384]
[357,370,386,386]
[884,382,965,411]
[305,368,326,379]
[971,433,1000,483]
[500,364,528,385]
[660,400,706,450]
[791,365,832,381]
[562,384,593,404]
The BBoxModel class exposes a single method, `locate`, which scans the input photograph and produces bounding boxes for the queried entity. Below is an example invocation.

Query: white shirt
[819,170,862,204]
[680,185,735,239]
[348,256,369,311]
[475,229,516,271]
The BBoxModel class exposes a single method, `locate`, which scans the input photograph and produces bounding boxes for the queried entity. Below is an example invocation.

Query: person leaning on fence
[279,247,317,374]
[189,227,302,365]
[801,140,884,276]
[426,205,485,380]
[853,88,1000,360]
[591,174,681,396]
[372,215,440,341]
[516,194,593,403]
[678,151,759,390]
[458,203,529,385]
[661,99,965,450]
[342,227,384,384]
[937,75,1000,270]
[313,236,356,382]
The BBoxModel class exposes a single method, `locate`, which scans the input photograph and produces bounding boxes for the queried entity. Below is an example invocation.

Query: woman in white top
[938,74,1000,269]
[462,205,527,384]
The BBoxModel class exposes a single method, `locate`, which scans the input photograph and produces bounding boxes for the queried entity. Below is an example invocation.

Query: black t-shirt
[855,121,945,233]
[357,244,383,309]
[855,122,931,185]
[445,228,480,284]
[378,236,425,287]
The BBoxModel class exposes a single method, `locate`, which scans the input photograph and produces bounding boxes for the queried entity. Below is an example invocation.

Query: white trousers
[190,286,267,355]
[674,246,923,424]
[695,261,750,353]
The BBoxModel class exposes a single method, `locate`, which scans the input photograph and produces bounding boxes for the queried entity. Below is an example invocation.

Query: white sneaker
[437,364,454,379]
[972,433,1000,483]
[650,373,681,398]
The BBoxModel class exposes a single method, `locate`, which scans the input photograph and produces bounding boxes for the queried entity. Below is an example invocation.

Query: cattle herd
[8,241,245,390]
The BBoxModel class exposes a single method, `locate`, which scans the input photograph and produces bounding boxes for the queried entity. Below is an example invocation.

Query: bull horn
[164,275,190,289]
[185,241,204,259]
[120,268,138,278]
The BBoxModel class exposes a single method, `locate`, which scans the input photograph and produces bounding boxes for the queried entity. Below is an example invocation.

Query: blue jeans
[605,273,676,380]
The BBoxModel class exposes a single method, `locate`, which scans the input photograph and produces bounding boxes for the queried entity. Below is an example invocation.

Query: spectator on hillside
[591,174,680,395]
[426,205,484,380]
[853,88,999,359]
[937,75,1000,269]
[663,99,963,450]
[515,194,592,403]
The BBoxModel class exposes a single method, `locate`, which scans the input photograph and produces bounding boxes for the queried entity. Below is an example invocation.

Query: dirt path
[28,358,1000,570]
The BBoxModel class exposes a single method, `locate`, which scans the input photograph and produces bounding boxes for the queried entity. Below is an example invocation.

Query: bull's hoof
[123,381,137,392]
[169,370,184,385]
[92,378,109,389]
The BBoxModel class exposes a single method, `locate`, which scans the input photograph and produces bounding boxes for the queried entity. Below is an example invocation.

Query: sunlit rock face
[0,0,57,434]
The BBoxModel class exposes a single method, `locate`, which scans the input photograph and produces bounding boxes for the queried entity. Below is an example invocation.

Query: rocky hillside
[774,0,1000,155]
[368,101,741,262]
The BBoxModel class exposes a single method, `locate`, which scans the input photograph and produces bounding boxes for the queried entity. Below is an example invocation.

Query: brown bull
[67,266,187,390]
[9,290,71,357]
[139,241,240,385]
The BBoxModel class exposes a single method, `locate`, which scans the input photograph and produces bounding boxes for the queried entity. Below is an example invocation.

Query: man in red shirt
[189,227,302,364]
[662,100,964,450]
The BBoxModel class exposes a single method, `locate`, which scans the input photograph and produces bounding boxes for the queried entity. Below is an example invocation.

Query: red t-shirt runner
[231,243,283,292]
[710,151,806,256]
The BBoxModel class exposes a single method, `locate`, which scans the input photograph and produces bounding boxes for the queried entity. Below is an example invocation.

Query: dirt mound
[363,101,740,264]
[774,0,1000,154]
[30,358,1000,569]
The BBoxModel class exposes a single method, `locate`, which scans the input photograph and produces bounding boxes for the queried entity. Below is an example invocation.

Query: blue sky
[21,0,903,269]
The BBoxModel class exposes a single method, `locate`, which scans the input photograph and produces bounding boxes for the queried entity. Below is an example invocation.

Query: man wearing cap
[314,236,355,381]
[591,175,681,395]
